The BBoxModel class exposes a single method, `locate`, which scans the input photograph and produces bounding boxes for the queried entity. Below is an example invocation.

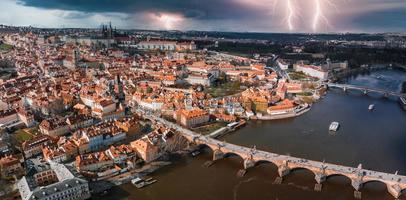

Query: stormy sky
[0,0,405,33]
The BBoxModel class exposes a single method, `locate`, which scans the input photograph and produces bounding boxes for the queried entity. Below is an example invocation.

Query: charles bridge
[139,108,406,199]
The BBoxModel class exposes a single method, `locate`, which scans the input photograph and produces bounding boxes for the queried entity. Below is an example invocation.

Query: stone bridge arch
[401,188,406,198]
[325,173,353,183]
[211,148,247,162]
[324,172,363,191]
[289,166,317,176]
[362,179,388,186]
[288,166,324,183]
[222,151,246,160]
[361,180,402,198]
[179,134,197,148]
[253,159,279,168]
[322,173,355,189]
[195,143,215,152]
[212,149,253,170]
[240,159,281,172]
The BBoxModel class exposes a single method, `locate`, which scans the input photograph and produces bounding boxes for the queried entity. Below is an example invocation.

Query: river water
[104,69,406,200]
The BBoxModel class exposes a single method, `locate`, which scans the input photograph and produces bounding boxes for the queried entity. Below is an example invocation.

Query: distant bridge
[326,83,406,98]
[146,113,406,199]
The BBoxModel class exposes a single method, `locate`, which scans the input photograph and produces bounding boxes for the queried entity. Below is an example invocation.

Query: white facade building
[277,59,289,70]
[185,74,214,86]
[294,64,329,80]
[0,109,18,126]
[137,41,196,51]
[137,41,177,51]
[138,99,164,111]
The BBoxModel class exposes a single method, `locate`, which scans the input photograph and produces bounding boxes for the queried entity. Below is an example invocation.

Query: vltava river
[104,69,406,200]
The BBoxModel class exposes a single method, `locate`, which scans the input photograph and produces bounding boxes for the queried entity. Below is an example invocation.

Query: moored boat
[131,177,157,188]
[399,97,406,110]
[191,150,200,157]
[329,122,340,131]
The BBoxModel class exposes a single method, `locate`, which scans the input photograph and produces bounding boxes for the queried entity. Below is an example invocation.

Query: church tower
[114,74,125,104]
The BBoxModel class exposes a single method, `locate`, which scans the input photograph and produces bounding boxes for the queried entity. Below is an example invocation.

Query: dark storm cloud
[16,0,266,20]
[353,8,406,32]
[10,0,406,32]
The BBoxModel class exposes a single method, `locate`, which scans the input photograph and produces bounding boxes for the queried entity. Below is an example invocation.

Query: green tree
[146,86,153,93]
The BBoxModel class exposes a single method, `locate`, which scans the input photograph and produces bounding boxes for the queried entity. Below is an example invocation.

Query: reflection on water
[105,70,406,200]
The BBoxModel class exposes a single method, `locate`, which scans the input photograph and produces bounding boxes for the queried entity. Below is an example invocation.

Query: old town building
[17,162,91,200]
[173,108,210,128]
[0,154,24,177]
[22,135,57,158]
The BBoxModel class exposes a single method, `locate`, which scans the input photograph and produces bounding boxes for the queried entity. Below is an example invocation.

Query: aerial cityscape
[0,0,406,200]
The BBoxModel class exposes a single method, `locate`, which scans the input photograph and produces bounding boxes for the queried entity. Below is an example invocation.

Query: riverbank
[106,69,406,200]
[89,161,172,195]
[253,104,311,120]
[207,120,247,138]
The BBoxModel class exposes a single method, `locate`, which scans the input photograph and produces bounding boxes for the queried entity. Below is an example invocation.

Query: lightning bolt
[270,0,347,32]
[312,0,332,32]
[287,0,294,31]
[312,0,321,31]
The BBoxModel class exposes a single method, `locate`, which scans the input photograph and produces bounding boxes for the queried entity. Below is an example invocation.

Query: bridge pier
[383,93,389,98]
[343,87,347,92]
[314,173,326,192]
[351,179,362,191]
[387,184,402,199]
[363,90,368,95]
[273,165,289,184]
[315,173,326,184]
[351,179,363,199]
[277,165,290,178]
[273,177,283,185]
[314,183,323,192]
[354,191,362,199]
[212,149,224,161]
[243,158,255,170]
